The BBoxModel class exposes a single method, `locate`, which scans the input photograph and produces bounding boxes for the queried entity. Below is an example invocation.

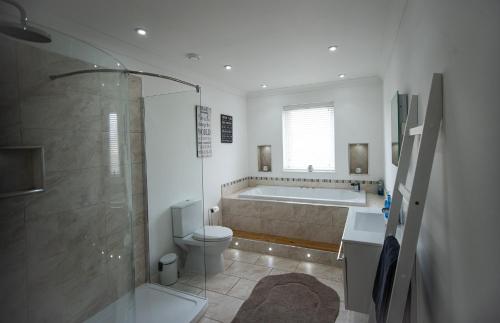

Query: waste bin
[159,253,178,286]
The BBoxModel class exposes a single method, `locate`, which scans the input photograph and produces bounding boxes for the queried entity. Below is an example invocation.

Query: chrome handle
[336,241,345,261]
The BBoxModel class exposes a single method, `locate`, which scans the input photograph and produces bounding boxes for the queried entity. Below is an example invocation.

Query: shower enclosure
[0,17,207,323]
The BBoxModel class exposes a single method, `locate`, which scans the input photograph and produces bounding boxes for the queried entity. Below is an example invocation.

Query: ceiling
[14,0,403,94]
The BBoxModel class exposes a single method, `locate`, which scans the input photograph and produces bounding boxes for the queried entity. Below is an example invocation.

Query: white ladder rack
[373,73,443,323]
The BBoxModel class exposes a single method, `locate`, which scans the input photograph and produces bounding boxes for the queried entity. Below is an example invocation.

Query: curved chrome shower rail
[49,68,201,92]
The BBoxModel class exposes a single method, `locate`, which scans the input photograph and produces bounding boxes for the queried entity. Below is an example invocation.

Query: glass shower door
[143,89,207,298]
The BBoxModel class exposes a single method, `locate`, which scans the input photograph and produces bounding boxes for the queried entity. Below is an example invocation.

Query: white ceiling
[16,0,403,94]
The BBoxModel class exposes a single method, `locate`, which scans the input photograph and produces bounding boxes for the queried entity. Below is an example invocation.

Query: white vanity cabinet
[340,207,400,314]
[340,240,382,313]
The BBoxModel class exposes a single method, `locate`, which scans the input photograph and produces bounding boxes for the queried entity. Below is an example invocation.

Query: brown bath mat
[232,273,340,323]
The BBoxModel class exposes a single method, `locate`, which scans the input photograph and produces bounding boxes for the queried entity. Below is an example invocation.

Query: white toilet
[172,199,233,274]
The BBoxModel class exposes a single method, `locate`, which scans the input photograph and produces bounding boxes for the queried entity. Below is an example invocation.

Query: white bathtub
[239,185,366,206]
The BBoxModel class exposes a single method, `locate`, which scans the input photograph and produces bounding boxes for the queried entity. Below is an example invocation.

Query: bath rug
[231,273,340,323]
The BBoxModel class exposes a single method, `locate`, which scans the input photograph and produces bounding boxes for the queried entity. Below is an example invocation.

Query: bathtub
[239,185,366,206]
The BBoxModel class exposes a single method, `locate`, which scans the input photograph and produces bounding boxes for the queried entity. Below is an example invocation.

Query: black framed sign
[220,114,233,143]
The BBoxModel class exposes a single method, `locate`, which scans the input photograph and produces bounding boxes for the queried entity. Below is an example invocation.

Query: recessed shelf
[257,145,272,172]
[0,146,46,198]
[348,143,369,175]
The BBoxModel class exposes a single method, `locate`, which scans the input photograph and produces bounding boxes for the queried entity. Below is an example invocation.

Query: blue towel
[372,235,400,323]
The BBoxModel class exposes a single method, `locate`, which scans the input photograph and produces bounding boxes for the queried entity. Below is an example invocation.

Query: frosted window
[282,106,335,171]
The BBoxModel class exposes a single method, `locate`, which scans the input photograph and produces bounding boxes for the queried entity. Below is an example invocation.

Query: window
[282,104,335,171]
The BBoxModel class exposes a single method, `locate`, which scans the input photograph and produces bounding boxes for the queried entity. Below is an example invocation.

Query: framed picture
[221,114,233,143]
[196,105,212,157]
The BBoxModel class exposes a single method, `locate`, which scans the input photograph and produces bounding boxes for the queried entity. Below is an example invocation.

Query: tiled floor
[176,248,369,323]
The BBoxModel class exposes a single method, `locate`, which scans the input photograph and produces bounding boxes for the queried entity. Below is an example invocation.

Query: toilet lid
[192,226,233,242]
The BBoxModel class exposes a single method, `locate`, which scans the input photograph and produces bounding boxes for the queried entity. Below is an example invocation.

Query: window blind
[282,106,335,171]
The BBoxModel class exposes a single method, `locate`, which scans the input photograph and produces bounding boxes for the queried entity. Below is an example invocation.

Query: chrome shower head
[0,0,51,43]
[0,21,51,43]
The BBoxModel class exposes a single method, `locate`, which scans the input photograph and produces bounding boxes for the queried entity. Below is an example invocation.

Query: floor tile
[199,316,223,323]
[170,282,202,295]
[227,278,258,300]
[223,249,260,264]
[184,273,240,295]
[336,302,369,323]
[204,291,244,323]
[267,268,292,276]
[295,261,343,281]
[255,255,300,271]
[317,278,345,302]
[224,258,234,270]
[224,261,272,281]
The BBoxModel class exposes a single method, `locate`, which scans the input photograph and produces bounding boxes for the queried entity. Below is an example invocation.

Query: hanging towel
[372,235,400,323]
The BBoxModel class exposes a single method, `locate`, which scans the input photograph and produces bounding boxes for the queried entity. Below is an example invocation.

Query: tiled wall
[0,39,146,322]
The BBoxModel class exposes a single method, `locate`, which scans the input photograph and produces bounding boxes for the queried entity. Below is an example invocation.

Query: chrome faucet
[351,181,361,192]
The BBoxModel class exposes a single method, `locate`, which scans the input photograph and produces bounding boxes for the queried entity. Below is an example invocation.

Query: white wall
[144,91,204,282]
[247,77,384,181]
[144,86,247,281]
[382,0,500,321]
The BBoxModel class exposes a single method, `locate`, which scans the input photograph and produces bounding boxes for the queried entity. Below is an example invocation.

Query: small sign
[196,105,212,157]
[220,114,233,143]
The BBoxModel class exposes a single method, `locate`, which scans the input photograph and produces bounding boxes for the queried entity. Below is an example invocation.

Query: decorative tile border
[247,176,378,185]
[221,176,251,187]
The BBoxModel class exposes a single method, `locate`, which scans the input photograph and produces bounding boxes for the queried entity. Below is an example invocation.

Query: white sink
[342,207,399,245]
[353,211,386,233]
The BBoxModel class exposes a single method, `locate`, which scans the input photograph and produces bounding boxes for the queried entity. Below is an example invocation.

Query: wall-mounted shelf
[0,146,46,198]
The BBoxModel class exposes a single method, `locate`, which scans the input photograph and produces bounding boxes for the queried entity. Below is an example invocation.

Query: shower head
[0,0,51,43]
[0,21,51,43]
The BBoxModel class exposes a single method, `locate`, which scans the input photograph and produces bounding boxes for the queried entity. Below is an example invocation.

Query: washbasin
[353,212,386,233]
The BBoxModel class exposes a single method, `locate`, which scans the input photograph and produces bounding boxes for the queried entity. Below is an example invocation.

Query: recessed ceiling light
[268,247,272,251]
[260,84,267,89]
[328,45,338,52]
[186,53,201,61]
[338,73,346,78]
[224,65,232,71]
[135,27,147,36]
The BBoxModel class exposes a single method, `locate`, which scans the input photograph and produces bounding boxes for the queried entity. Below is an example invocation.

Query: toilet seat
[192,226,233,242]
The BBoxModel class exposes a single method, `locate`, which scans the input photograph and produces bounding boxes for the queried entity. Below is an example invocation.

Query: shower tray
[86,283,207,323]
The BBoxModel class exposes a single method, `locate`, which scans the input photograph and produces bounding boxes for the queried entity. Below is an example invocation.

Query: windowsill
[283,169,336,173]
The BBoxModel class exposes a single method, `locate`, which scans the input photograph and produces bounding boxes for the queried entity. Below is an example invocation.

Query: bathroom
[0,0,499,323]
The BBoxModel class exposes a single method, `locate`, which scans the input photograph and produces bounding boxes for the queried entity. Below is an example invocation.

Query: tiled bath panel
[0,38,147,322]
[222,198,348,245]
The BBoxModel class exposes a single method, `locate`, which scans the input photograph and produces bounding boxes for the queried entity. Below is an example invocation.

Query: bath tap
[351,181,361,192]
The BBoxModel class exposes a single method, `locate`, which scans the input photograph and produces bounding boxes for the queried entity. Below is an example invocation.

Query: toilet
[172,199,233,274]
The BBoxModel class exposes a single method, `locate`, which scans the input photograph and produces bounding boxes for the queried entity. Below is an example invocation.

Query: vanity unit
[339,207,402,313]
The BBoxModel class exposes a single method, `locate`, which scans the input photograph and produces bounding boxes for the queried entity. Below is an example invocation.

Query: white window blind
[282,105,335,171]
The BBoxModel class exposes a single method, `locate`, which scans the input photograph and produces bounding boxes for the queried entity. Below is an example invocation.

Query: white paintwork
[383,1,500,319]
[247,77,384,181]
[144,91,205,283]
[19,0,404,93]
[382,74,443,323]
[86,284,207,323]
[239,185,366,206]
